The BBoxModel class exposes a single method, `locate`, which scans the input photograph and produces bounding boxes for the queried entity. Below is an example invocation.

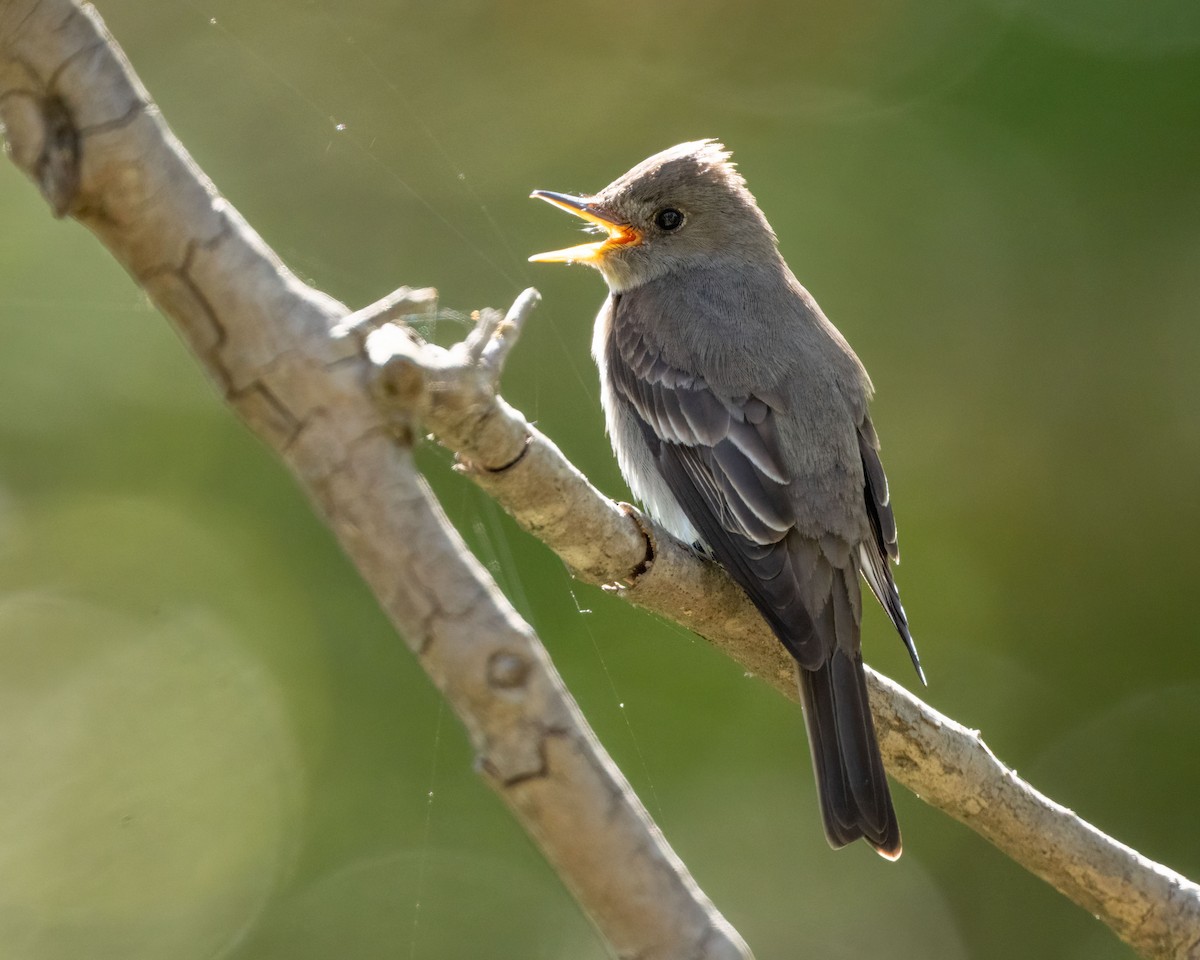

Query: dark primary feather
[857,420,923,683]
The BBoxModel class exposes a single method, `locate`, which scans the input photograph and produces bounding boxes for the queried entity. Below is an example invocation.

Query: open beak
[528,191,640,264]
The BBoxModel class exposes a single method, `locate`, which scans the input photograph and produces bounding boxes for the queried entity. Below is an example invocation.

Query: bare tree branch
[2,1,1199,958]
[0,4,751,959]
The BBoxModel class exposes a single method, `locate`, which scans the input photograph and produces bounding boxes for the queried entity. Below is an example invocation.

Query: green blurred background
[3,0,1199,957]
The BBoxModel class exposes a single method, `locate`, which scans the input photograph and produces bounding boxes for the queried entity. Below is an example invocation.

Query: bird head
[529,140,778,291]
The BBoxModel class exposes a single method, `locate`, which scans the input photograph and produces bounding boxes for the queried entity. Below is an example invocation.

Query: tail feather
[798,650,901,859]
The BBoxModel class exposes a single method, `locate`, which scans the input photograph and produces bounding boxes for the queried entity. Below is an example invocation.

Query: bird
[527,140,922,859]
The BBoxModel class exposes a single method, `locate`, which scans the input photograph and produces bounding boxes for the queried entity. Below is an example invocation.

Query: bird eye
[654,208,684,231]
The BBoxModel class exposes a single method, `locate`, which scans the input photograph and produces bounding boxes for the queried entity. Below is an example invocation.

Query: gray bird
[529,139,922,859]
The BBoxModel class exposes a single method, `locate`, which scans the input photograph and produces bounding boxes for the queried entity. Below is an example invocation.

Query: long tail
[797,648,901,859]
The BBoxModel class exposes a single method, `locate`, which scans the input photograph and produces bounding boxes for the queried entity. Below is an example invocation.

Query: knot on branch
[0,89,80,215]
[487,650,531,690]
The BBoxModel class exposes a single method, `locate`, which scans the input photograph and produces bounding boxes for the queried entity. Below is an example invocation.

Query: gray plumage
[530,139,921,859]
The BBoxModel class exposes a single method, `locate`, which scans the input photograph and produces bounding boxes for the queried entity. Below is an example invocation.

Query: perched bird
[528,140,922,859]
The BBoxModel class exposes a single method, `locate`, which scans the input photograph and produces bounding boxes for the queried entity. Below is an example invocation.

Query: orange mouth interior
[528,191,640,263]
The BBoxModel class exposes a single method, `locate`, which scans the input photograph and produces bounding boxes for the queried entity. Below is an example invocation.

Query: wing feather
[857,419,923,682]
[604,292,913,853]
[606,324,838,667]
